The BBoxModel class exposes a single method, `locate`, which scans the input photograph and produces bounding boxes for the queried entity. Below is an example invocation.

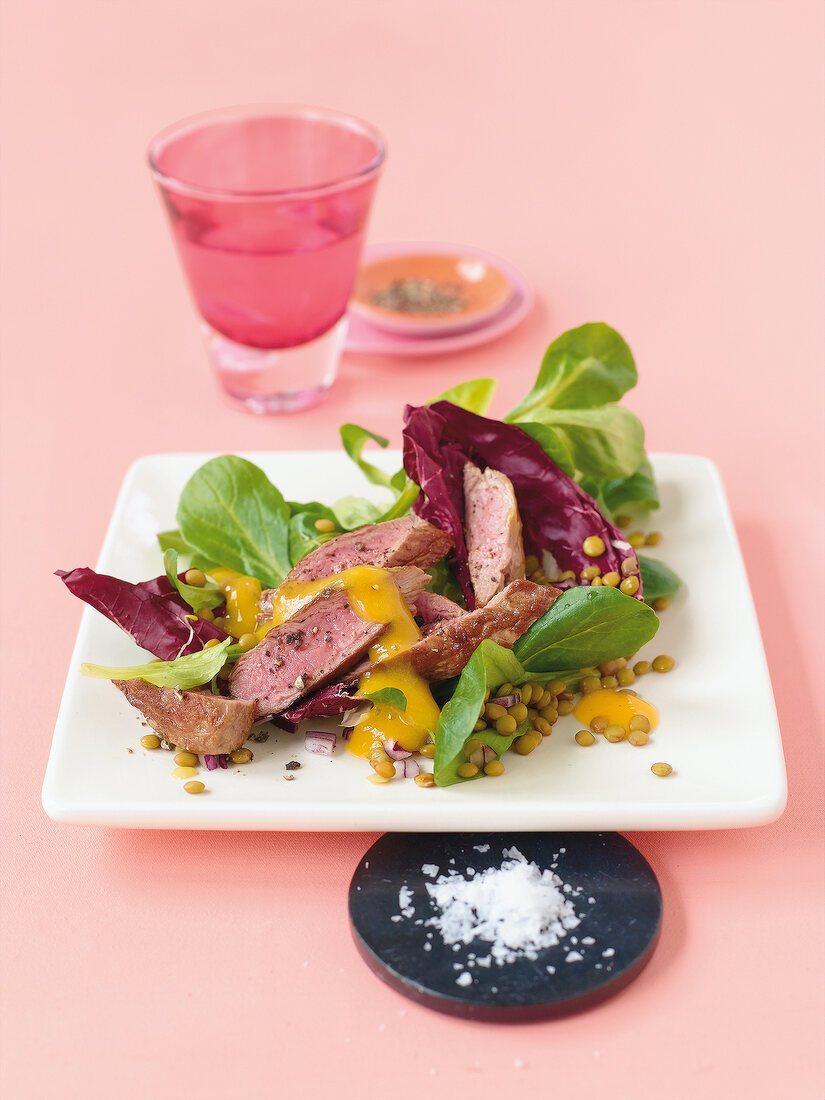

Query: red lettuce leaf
[402,402,642,607]
[272,681,360,732]
[57,567,227,661]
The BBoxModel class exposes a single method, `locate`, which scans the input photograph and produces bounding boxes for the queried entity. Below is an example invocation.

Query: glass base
[204,316,347,414]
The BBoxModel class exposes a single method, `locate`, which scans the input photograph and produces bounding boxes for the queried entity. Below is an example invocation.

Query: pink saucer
[344,242,533,357]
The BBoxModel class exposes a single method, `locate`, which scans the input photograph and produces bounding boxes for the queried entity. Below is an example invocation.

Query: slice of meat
[463,462,526,606]
[257,565,432,628]
[414,591,466,637]
[114,679,255,755]
[229,590,387,717]
[382,579,559,682]
[285,515,453,584]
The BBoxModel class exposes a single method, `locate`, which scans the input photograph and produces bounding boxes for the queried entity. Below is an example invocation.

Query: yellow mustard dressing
[209,567,262,639]
[573,687,659,731]
[211,564,438,759]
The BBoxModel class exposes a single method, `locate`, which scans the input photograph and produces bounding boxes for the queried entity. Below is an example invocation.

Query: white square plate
[43,452,786,831]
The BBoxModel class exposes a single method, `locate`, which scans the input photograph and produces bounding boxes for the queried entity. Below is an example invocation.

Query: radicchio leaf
[271,681,361,731]
[402,402,642,607]
[57,567,227,661]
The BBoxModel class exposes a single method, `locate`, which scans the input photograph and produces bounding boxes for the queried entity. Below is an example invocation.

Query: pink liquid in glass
[149,108,384,408]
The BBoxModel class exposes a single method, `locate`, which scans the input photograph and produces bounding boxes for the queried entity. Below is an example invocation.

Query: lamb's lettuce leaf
[176,456,292,588]
[82,638,232,690]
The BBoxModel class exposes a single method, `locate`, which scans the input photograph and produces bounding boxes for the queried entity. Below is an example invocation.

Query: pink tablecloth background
[1,2,823,1098]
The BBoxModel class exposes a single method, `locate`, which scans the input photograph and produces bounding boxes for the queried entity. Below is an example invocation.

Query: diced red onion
[468,745,497,769]
[305,730,336,756]
[341,727,353,742]
[488,694,519,708]
[203,754,218,771]
[382,738,413,760]
[394,758,420,778]
[217,754,228,769]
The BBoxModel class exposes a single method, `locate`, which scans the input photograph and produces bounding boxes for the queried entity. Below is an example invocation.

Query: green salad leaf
[427,377,497,415]
[521,405,645,480]
[82,638,232,690]
[639,554,683,603]
[506,322,637,418]
[157,529,192,554]
[593,457,660,516]
[364,687,408,711]
[514,586,659,673]
[340,424,397,490]
[163,549,224,612]
[176,456,292,588]
[286,501,340,564]
[434,641,530,786]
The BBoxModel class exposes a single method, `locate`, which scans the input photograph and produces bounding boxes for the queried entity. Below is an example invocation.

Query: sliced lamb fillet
[114,680,255,756]
[381,579,559,682]
[284,515,452,584]
[257,565,432,628]
[463,462,526,606]
[229,590,387,717]
[414,591,465,638]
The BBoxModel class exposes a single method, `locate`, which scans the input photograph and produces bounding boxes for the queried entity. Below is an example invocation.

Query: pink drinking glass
[148,105,385,413]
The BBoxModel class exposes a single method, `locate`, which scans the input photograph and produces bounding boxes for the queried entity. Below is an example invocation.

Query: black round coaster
[349,832,662,1022]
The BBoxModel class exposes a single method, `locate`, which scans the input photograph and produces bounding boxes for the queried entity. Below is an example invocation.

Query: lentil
[198,607,214,622]
[140,734,161,750]
[620,575,640,596]
[174,751,198,767]
[557,699,575,716]
[583,536,606,557]
[575,729,596,747]
[533,717,553,737]
[580,565,600,581]
[614,513,632,528]
[495,715,518,736]
[419,743,436,758]
[519,682,533,705]
[628,730,650,746]
[652,654,675,673]
[510,702,529,725]
[652,597,670,612]
[651,762,673,777]
[457,762,479,779]
[617,668,636,687]
[485,702,507,721]
[582,675,602,694]
[604,725,626,743]
[645,531,663,547]
[558,570,577,581]
[484,760,505,776]
[621,557,640,576]
[633,660,652,675]
[629,715,651,733]
[367,772,391,784]
[602,571,620,587]
[600,675,618,689]
[229,748,253,764]
[183,780,205,794]
[238,632,258,652]
[203,638,221,650]
[314,517,336,533]
[414,772,435,787]
[627,531,646,549]
[514,732,542,755]
[524,555,540,574]
[184,568,207,587]
[589,715,610,733]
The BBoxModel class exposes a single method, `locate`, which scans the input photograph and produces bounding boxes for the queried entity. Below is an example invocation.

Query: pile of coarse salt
[422,846,581,968]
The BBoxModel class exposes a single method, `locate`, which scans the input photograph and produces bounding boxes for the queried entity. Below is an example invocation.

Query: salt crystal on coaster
[348,832,662,1021]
